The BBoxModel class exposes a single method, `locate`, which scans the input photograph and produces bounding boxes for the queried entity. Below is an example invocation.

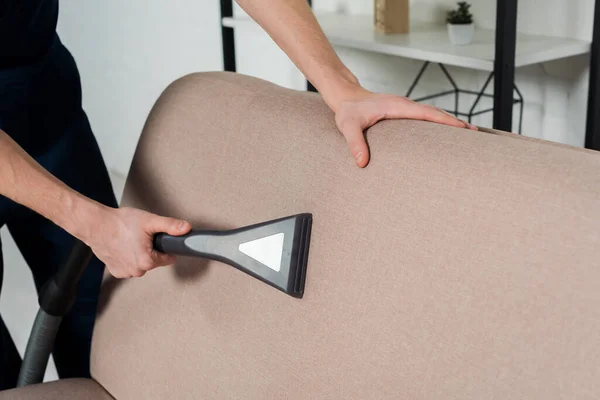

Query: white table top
[222,13,591,72]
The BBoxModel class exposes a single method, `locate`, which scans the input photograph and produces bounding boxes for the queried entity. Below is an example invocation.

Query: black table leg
[438,64,460,116]
[468,72,495,124]
[586,0,600,150]
[306,0,318,92]
[493,0,518,132]
[220,0,236,72]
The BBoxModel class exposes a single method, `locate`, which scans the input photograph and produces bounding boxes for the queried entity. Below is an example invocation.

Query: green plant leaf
[447,1,473,24]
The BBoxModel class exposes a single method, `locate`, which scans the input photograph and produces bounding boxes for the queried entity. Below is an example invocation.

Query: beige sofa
[2,72,600,399]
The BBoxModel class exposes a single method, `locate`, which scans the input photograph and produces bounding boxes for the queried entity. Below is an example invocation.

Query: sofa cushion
[0,379,113,400]
[91,72,600,399]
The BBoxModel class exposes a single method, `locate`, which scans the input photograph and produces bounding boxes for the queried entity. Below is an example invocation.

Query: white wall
[56,0,223,178]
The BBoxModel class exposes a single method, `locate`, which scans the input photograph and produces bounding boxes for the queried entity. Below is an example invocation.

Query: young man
[0,0,475,389]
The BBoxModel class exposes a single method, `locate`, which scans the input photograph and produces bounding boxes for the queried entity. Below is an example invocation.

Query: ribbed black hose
[17,240,92,387]
[16,309,62,387]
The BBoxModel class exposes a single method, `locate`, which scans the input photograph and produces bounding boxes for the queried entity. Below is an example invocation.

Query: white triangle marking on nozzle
[238,233,284,272]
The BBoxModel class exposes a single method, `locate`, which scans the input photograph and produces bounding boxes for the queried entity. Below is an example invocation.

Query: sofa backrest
[90,72,600,399]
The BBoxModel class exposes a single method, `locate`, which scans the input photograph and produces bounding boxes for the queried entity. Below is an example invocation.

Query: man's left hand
[334,88,478,167]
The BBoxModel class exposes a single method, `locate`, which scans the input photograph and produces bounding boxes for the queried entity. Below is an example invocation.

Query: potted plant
[447,2,474,45]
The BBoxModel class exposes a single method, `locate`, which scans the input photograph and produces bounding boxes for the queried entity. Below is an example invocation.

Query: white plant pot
[447,23,474,45]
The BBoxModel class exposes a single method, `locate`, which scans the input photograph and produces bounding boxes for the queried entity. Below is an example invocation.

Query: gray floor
[0,171,125,382]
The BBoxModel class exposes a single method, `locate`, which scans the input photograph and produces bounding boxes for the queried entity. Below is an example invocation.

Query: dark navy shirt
[0,0,58,68]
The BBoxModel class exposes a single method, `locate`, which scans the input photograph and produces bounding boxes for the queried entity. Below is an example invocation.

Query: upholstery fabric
[0,379,113,400]
[91,72,600,399]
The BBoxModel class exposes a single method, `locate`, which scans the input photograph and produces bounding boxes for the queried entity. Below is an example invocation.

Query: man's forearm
[0,129,107,241]
[236,0,364,112]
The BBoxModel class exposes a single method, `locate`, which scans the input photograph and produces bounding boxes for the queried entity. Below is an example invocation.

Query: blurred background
[54,0,594,182]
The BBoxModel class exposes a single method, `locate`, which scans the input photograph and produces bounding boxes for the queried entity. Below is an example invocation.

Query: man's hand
[236,0,478,167]
[84,207,192,278]
[334,87,478,167]
[1,129,192,279]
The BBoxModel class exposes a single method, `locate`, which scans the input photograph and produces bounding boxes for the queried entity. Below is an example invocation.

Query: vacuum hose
[16,310,62,386]
[17,240,93,387]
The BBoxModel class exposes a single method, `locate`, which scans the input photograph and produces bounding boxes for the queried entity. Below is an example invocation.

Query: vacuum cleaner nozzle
[154,214,312,298]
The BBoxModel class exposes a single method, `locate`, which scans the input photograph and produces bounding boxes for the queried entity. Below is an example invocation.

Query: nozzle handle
[153,232,189,255]
[153,231,217,258]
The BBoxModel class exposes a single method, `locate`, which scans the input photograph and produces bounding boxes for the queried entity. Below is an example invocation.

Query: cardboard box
[374,0,410,34]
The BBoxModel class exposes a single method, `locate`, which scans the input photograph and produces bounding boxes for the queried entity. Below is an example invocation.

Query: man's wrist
[317,69,368,113]
[58,191,112,245]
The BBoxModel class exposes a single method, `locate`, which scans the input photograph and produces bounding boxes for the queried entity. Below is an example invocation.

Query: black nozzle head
[287,213,312,298]
[224,213,313,298]
[154,213,314,298]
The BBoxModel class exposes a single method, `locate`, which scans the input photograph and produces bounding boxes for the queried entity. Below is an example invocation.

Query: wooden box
[374,0,410,34]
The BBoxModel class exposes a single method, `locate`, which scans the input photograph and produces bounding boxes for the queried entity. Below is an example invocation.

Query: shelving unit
[219,1,600,150]
[222,14,589,72]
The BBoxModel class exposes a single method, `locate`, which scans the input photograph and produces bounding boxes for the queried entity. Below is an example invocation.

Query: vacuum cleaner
[16,213,313,387]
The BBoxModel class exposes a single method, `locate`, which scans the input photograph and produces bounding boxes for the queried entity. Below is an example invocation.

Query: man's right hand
[83,207,192,278]
[1,129,192,279]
